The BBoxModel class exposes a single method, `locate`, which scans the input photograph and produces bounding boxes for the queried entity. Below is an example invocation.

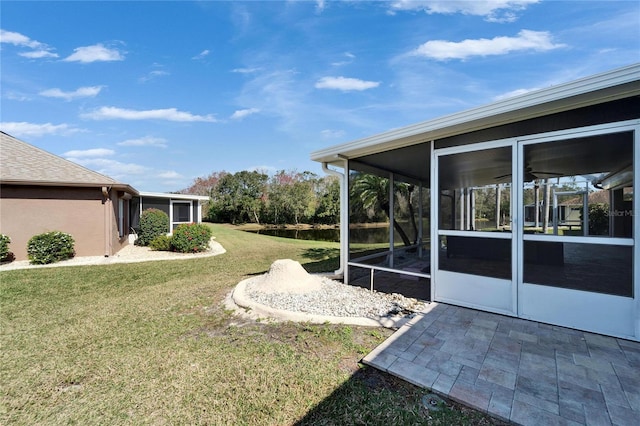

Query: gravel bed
[245,277,426,319]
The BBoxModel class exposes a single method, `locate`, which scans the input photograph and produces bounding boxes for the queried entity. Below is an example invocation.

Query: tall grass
[1,224,497,425]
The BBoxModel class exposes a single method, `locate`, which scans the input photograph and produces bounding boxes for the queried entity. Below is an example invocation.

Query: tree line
[178,170,340,225]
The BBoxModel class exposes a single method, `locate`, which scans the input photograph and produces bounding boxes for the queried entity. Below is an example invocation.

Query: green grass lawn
[1,224,499,425]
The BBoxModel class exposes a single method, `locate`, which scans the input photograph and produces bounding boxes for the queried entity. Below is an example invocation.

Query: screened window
[521,130,634,297]
[172,201,192,230]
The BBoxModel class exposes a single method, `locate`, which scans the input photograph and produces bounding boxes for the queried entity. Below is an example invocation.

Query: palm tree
[350,173,414,246]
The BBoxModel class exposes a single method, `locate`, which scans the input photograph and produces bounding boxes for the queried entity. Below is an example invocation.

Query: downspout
[322,161,347,278]
[102,186,111,257]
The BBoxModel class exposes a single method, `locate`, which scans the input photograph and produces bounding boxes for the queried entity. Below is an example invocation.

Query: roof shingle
[0,131,126,187]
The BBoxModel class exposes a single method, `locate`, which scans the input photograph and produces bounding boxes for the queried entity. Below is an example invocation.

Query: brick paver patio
[363,302,640,425]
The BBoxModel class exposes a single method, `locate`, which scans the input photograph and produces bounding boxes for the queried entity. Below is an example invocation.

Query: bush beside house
[171,223,212,253]
[27,231,75,264]
[0,234,11,262]
[136,208,170,246]
[149,235,172,251]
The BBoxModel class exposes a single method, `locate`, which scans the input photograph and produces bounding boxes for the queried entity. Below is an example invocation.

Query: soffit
[438,132,632,189]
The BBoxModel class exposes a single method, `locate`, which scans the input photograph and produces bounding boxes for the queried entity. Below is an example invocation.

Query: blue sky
[1,1,638,193]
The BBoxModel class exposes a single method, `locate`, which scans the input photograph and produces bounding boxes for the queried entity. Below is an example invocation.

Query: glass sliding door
[432,121,638,339]
[517,123,637,339]
[434,141,517,316]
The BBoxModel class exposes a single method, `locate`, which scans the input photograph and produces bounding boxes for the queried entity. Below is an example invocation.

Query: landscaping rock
[252,259,323,294]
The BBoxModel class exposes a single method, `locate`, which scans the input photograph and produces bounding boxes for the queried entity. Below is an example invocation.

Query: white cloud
[63,43,124,63]
[192,49,210,60]
[493,87,540,101]
[0,29,50,50]
[332,52,356,67]
[0,121,80,137]
[231,108,260,120]
[5,91,31,101]
[389,0,539,23]
[138,70,170,83]
[117,136,168,148]
[63,148,176,182]
[0,29,58,58]
[233,69,307,134]
[412,30,565,60]
[315,0,326,14]
[0,29,40,48]
[67,158,149,177]
[231,67,262,74]
[157,170,183,179]
[315,76,380,92]
[39,86,103,101]
[82,106,217,122]
[63,148,115,158]
[19,50,59,59]
[320,129,346,139]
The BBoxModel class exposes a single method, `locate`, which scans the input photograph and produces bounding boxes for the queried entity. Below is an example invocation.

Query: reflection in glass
[348,165,429,265]
[522,132,633,238]
[523,242,633,297]
[440,185,511,231]
[347,163,431,298]
[439,235,511,280]
[438,146,512,231]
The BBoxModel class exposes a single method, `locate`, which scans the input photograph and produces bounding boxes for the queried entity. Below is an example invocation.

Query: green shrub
[588,203,610,236]
[149,235,172,251]
[171,223,212,253]
[137,208,169,246]
[27,231,75,265]
[0,234,11,262]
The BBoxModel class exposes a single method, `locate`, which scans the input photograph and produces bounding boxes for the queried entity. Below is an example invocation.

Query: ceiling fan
[494,165,564,182]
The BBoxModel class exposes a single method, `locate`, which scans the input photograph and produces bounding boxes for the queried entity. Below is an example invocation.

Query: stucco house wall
[0,186,111,260]
[0,185,132,261]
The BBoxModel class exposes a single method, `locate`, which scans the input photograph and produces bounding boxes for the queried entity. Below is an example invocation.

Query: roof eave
[138,191,209,201]
[0,179,139,195]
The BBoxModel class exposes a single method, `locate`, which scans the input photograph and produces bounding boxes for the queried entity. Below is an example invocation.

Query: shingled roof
[0,131,137,193]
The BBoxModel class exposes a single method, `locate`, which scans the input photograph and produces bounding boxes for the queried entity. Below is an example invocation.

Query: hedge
[27,231,75,265]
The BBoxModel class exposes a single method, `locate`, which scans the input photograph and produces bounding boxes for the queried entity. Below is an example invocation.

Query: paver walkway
[363,302,640,425]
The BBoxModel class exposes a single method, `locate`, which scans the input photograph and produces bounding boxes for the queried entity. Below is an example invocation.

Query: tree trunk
[407,196,419,244]
[393,219,412,246]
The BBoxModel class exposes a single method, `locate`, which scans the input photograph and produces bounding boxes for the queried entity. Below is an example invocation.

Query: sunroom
[130,191,210,234]
[311,64,640,341]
